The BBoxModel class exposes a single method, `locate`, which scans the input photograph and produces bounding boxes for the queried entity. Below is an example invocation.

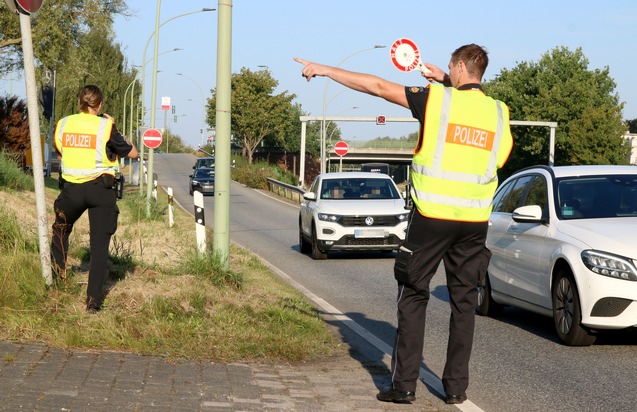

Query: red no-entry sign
[334,141,349,157]
[14,0,44,13]
[142,128,163,149]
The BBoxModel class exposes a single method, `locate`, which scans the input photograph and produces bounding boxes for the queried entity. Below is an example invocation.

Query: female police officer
[51,85,138,313]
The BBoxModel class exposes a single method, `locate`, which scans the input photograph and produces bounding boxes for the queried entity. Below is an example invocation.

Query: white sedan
[479,165,637,346]
[299,172,409,260]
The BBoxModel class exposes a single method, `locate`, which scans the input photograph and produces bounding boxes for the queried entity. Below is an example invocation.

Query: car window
[309,178,320,196]
[195,158,215,168]
[557,175,637,219]
[194,169,214,178]
[522,175,548,217]
[492,176,533,213]
[320,178,399,200]
[491,180,515,212]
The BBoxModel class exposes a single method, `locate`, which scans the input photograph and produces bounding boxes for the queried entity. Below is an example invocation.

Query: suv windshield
[194,168,214,179]
[194,158,215,169]
[557,174,637,219]
[320,178,399,200]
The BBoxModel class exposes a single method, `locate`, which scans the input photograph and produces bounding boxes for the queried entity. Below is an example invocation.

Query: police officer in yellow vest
[296,44,513,405]
[51,85,138,313]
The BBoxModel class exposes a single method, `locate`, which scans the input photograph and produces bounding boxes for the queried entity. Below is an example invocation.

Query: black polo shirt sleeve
[405,86,429,124]
[107,123,134,159]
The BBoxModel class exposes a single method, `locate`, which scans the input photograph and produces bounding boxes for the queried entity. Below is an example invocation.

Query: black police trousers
[390,210,489,397]
[51,176,119,308]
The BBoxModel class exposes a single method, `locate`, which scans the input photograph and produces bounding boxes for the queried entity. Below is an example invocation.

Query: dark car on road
[189,167,215,195]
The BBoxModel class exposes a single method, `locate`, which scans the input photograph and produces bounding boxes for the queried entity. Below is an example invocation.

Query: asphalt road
[153,153,637,412]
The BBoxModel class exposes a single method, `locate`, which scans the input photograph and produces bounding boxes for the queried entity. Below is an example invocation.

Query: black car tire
[311,222,327,260]
[299,219,311,254]
[552,268,596,346]
[476,272,503,316]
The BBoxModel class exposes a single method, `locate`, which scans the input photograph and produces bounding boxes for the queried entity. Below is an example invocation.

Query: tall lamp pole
[139,6,216,198]
[320,45,385,174]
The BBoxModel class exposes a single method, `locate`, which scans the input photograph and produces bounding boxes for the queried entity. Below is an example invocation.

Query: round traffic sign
[142,128,163,149]
[15,0,44,13]
[334,141,349,157]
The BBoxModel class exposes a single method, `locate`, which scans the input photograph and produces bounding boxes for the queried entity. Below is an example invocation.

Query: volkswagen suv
[299,172,409,259]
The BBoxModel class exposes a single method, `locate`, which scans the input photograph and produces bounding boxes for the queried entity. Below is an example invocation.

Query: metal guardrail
[266,178,305,204]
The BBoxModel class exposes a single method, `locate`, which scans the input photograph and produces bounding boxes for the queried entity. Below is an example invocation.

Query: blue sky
[3,1,636,149]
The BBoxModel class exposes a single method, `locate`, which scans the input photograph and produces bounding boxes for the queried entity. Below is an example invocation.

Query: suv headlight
[581,250,637,281]
[318,213,341,223]
[397,212,409,222]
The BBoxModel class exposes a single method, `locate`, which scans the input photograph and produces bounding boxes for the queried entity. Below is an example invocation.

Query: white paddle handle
[417,62,432,75]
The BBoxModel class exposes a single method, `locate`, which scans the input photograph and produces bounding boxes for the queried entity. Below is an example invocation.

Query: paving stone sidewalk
[0,340,453,411]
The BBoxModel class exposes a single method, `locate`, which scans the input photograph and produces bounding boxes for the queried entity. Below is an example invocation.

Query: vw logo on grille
[365,216,374,226]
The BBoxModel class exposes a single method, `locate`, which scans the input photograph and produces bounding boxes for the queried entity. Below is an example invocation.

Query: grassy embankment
[0,151,342,362]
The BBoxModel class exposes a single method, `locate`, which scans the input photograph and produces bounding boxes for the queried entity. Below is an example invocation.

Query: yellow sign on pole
[25,133,45,169]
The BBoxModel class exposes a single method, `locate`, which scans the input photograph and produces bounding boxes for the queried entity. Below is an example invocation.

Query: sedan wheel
[552,269,596,346]
[476,272,503,316]
[311,223,327,260]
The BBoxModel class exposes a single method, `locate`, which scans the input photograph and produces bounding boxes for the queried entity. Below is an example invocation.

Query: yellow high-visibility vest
[411,84,513,222]
[54,113,118,183]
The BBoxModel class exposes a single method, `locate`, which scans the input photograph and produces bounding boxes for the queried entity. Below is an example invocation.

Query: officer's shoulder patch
[409,86,425,93]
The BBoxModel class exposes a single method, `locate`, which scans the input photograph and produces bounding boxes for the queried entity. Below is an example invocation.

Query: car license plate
[354,229,386,238]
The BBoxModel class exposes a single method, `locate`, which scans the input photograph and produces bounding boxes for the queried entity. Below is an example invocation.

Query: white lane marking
[253,252,484,412]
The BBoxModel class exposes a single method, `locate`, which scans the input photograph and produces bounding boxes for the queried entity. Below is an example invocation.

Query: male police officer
[295,44,512,405]
[51,85,138,313]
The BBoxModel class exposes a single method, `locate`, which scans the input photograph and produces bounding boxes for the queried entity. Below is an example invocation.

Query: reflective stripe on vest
[411,85,511,221]
[55,114,117,183]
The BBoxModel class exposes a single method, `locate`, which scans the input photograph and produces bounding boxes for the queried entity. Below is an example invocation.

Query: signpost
[334,140,349,156]
[142,127,163,149]
[334,141,348,172]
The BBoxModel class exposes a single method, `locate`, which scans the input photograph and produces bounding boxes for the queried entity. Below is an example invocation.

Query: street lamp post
[187,98,208,147]
[139,5,216,201]
[177,72,207,148]
[124,49,182,137]
[320,45,385,174]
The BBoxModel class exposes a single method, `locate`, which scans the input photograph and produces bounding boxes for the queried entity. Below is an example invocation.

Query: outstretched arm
[294,57,409,109]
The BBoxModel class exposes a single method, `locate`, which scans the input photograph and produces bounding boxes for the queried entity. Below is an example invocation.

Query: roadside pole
[212,0,232,270]
[146,0,161,216]
[19,9,52,285]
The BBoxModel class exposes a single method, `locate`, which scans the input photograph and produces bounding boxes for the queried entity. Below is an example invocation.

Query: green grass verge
[0,156,342,363]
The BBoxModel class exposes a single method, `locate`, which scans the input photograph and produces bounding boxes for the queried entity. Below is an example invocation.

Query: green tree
[206,68,296,164]
[275,102,321,156]
[51,27,139,128]
[484,47,629,177]
[0,1,127,75]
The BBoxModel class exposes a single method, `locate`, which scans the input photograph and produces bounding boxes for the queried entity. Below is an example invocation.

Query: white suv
[299,172,409,259]
[479,165,637,346]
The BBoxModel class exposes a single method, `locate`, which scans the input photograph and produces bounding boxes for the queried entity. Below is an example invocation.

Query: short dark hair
[451,44,489,80]
[78,85,103,113]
